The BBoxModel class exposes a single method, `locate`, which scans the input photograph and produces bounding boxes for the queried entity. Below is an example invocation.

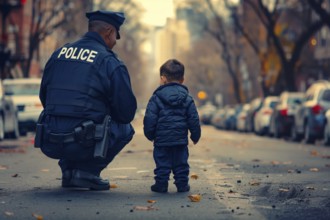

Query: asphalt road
[1,117,330,220]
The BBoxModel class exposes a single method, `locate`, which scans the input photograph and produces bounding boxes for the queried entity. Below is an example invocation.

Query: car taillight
[279,109,288,116]
[311,104,322,114]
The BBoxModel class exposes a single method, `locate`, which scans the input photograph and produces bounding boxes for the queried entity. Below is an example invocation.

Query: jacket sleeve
[143,95,159,141]
[109,65,137,123]
[187,100,201,143]
[39,57,54,108]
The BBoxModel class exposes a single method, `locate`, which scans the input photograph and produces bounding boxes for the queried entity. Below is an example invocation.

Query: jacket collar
[154,82,188,94]
[83,32,110,50]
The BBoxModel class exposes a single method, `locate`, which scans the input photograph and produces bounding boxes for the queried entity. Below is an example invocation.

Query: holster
[34,110,45,148]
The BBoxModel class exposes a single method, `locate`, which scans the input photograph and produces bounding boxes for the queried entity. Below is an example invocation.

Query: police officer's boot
[151,181,168,193]
[71,169,110,191]
[62,170,74,188]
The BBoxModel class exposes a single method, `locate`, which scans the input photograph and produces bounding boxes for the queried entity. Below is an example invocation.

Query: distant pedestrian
[36,10,137,191]
[143,59,201,193]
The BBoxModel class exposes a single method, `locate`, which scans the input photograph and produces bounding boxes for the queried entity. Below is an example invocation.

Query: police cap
[86,10,125,39]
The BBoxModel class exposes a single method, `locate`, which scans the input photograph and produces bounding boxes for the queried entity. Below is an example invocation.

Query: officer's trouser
[57,140,128,176]
[153,145,189,187]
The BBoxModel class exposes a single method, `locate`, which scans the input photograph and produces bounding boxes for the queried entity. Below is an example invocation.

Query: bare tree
[181,34,231,105]
[235,0,326,92]
[23,0,87,78]
[184,0,245,103]
[308,0,330,29]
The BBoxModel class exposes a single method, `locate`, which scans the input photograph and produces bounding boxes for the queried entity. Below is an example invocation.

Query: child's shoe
[177,184,190,193]
[151,183,168,193]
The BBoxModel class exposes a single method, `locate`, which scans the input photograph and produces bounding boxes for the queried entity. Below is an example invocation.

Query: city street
[1,117,330,220]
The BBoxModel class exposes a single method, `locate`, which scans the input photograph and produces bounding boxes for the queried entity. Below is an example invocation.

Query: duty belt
[47,120,104,145]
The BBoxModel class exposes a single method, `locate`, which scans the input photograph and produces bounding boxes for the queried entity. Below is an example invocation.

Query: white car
[0,81,20,140]
[3,78,43,135]
[254,96,279,135]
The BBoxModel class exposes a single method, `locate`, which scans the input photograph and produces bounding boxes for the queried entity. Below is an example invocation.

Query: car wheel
[291,124,302,142]
[274,122,281,139]
[7,115,19,139]
[0,116,4,141]
[304,122,315,144]
[323,123,330,146]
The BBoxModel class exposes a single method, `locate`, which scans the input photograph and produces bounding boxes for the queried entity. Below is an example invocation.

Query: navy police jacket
[40,32,137,132]
[143,83,201,147]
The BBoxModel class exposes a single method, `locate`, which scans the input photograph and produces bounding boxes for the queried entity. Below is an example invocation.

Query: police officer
[38,10,137,190]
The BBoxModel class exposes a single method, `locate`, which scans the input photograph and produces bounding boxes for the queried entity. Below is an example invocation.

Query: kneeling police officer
[36,10,137,190]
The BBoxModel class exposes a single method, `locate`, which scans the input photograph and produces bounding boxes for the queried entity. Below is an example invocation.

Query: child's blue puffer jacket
[143,82,201,147]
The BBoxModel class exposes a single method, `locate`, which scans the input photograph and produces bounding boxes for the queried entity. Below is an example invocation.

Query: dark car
[291,80,330,143]
[269,92,304,138]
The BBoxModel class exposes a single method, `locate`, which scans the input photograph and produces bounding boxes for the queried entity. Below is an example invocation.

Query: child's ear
[180,77,184,83]
[161,75,167,84]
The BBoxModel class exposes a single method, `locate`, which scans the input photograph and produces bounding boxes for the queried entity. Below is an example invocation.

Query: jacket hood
[154,83,189,107]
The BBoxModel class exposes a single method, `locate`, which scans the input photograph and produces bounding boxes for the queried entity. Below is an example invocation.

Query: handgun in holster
[34,110,45,148]
[94,115,111,158]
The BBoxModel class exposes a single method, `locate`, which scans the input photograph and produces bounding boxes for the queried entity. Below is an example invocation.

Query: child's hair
[160,59,184,81]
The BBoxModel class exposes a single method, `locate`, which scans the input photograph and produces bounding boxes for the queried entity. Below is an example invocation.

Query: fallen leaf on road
[249,181,260,186]
[133,205,158,211]
[110,184,118,188]
[188,194,201,202]
[12,174,18,177]
[0,165,8,170]
[271,161,280,165]
[32,213,43,220]
[306,186,315,190]
[279,188,290,192]
[310,150,319,156]
[4,211,14,216]
[190,174,198,180]
[40,169,49,172]
[309,168,319,172]
[147,200,156,203]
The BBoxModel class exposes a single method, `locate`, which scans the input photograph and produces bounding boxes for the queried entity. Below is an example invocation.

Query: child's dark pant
[153,145,189,187]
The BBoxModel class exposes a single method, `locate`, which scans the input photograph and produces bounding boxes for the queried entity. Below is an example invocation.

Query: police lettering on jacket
[57,47,98,63]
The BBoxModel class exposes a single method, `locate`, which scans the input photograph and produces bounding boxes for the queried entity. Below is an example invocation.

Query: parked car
[322,109,330,146]
[254,96,279,135]
[245,98,263,132]
[236,104,250,132]
[199,102,217,125]
[269,92,304,138]
[0,81,19,140]
[222,107,237,130]
[3,78,42,135]
[291,80,330,143]
[210,108,226,129]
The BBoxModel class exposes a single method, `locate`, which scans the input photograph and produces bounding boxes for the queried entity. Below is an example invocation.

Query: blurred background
[0,0,329,107]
